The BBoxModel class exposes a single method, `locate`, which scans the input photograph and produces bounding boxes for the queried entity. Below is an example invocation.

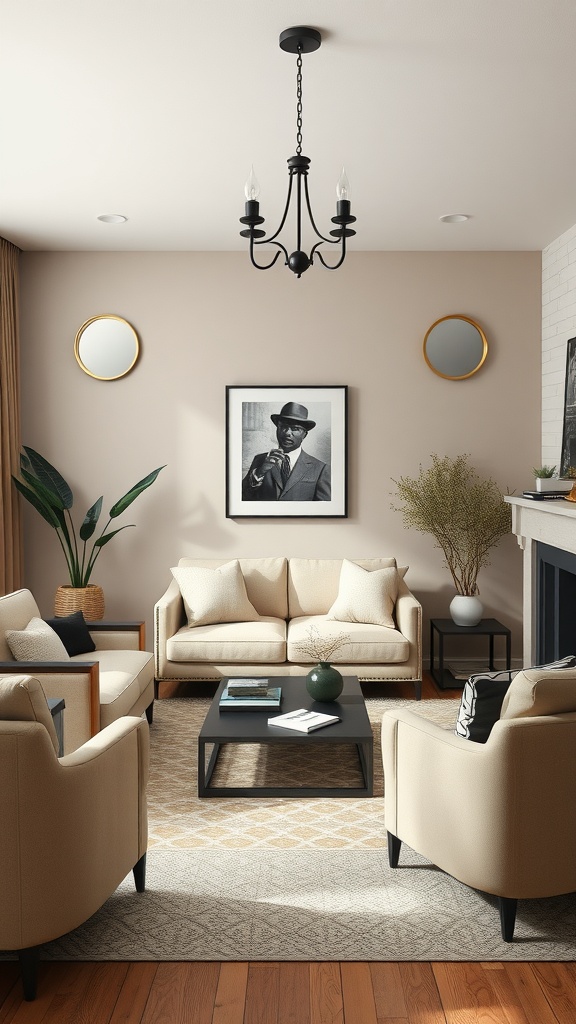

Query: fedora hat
[271,402,316,430]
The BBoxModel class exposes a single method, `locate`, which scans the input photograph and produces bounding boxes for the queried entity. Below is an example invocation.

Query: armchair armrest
[154,580,186,677]
[0,660,100,750]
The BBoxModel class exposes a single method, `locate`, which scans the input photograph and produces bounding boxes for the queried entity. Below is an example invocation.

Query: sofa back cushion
[500,666,576,720]
[0,589,42,661]
[177,557,288,619]
[288,558,398,618]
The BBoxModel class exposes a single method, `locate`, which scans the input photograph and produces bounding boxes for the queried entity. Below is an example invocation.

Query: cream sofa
[154,557,422,698]
[0,589,154,753]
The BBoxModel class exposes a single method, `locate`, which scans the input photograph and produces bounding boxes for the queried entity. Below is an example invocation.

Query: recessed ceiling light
[439,213,471,223]
[97,214,128,224]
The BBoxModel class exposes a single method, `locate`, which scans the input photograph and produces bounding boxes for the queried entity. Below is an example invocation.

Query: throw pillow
[171,560,260,627]
[6,617,70,662]
[454,669,517,743]
[44,610,96,657]
[326,559,399,628]
[455,655,576,743]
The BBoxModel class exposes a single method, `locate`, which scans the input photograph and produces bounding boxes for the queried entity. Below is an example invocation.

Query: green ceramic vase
[305,662,344,701]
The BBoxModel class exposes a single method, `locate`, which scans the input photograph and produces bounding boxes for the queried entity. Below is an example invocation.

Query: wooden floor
[2,674,574,1022]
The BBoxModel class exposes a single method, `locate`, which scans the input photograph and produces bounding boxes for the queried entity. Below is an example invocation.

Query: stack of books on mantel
[219,678,281,711]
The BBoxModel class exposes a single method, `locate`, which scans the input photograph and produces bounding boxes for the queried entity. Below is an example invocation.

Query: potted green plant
[12,447,165,618]
[532,465,572,493]
[391,453,512,626]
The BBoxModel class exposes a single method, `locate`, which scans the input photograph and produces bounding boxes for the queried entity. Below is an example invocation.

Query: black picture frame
[560,337,576,477]
[226,385,348,518]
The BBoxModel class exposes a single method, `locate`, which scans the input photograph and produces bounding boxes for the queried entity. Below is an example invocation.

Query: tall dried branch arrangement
[391,454,512,596]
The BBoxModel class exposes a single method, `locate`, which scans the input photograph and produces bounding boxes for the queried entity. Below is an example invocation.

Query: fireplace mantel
[505,495,576,662]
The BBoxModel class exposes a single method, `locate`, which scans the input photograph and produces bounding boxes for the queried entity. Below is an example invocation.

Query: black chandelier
[239,26,356,279]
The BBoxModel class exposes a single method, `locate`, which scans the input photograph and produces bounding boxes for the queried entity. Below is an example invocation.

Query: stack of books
[219,678,282,711]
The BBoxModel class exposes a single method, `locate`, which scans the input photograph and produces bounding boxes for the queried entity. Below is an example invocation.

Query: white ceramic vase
[449,594,483,627]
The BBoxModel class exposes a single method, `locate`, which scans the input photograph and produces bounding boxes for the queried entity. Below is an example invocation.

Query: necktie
[281,454,291,486]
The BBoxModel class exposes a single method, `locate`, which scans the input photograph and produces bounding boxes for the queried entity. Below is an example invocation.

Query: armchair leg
[145,701,154,724]
[498,896,517,942]
[18,947,39,1001]
[133,852,147,893]
[387,831,402,868]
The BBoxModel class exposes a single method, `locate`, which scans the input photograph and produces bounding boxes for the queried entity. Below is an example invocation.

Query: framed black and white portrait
[226,385,348,518]
[561,337,576,476]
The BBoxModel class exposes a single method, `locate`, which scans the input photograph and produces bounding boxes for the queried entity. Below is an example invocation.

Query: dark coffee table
[198,675,373,798]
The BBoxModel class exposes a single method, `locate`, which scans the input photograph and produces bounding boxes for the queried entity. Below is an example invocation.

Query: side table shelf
[430,618,511,690]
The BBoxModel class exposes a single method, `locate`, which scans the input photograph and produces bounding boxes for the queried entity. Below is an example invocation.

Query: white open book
[267,709,340,733]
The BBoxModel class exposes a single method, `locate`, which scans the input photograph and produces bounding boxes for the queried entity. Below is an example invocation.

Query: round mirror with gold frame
[423,314,488,380]
[74,315,140,380]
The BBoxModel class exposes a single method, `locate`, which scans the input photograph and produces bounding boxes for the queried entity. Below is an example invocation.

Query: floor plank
[433,962,512,1024]
[141,963,220,1024]
[212,963,249,1024]
[309,963,343,1024]
[400,963,447,1024]
[530,963,576,1024]
[341,963,378,1024]
[108,963,158,1024]
[370,962,408,1021]
[244,963,280,1024]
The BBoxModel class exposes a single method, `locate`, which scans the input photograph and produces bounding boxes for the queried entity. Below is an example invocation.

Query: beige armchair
[381,667,576,941]
[0,675,149,999]
[0,589,154,752]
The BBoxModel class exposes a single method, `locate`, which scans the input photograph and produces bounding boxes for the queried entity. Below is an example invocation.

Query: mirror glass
[423,315,487,380]
[74,315,139,380]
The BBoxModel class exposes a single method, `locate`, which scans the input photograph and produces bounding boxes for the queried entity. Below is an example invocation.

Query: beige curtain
[0,237,23,594]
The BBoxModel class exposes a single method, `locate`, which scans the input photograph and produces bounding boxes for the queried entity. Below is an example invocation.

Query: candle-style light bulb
[244,165,260,202]
[336,167,351,202]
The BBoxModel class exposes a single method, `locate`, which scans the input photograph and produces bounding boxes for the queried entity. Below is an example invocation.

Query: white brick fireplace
[506,495,576,664]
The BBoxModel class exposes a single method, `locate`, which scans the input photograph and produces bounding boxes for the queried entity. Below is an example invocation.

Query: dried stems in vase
[294,625,351,663]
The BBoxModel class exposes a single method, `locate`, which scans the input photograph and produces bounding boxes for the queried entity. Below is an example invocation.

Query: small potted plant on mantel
[391,453,512,627]
[532,465,572,493]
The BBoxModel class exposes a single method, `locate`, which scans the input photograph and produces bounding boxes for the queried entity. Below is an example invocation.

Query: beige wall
[18,251,541,660]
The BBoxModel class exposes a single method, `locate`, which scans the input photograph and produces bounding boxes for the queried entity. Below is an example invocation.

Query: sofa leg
[18,947,39,1001]
[133,852,147,893]
[387,831,402,868]
[414,680,422,700]
[145,701,154,724]
[154,679,160,700]
[498,896,517,942]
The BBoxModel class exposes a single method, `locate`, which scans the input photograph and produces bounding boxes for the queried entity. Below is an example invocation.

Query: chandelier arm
[253,176,295,247]
[303,177,338,244]
[314,235,348,271]
[249,235,285,270]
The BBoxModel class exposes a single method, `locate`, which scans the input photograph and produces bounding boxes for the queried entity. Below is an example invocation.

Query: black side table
[430,618,512,690]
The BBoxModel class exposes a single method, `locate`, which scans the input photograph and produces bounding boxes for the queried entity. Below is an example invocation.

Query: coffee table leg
[357,741,374,796]
[198,739,222,797]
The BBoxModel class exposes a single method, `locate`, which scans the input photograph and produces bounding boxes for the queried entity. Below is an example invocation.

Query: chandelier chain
[296,47,303,155]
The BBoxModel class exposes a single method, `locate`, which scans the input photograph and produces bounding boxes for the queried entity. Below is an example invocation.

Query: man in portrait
[241,402,331,501]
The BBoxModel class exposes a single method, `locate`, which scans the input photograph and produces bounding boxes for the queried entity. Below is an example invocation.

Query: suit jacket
[242,449,331,501]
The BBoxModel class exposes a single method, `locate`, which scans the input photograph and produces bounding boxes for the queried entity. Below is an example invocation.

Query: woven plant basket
[54,584,105,620]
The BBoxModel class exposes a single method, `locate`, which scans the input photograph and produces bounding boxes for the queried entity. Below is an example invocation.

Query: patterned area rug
[8,696,576,962]
[147,696,455,850]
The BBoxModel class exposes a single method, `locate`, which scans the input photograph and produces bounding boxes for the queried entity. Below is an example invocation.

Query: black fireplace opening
[536,541,576,663]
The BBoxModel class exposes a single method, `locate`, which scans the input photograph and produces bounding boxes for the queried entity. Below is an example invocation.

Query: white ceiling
[3,0,576,253]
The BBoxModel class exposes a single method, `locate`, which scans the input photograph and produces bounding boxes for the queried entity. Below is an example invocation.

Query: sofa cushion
[288,558,398,617]
[44,610,96,656]
[177,557,288,619]
[327,559,399,628]
[70,649,154,728]
[501,660,576,720]
[166,618,287,664]
[6,617,70,662]
[287,616,410,664]
[171,560,260,627]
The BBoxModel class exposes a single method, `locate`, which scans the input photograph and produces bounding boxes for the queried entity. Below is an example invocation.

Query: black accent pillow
[455,655,576,743]
[454,669,516,743]
[44,610,96,657]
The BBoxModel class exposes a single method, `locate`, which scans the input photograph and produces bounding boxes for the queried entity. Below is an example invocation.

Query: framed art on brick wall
[226,385,348,518]
[560,337,576,477]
